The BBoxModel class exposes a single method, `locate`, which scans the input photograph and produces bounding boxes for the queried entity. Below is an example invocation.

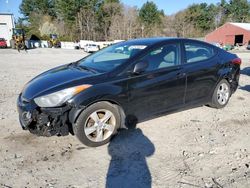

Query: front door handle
[176,72,186,78]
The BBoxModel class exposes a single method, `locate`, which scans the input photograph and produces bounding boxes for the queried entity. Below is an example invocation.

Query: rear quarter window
[185,43,216,63]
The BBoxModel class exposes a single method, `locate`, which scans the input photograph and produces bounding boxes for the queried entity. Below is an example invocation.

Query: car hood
[22,64,99,100]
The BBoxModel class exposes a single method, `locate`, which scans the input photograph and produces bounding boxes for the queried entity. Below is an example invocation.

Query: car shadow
[240,67,250,92]
[240,85,250,92]
[106,124,155,188]
[240,67,250,76]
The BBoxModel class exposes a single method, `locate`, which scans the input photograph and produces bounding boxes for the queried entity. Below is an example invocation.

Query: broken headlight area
[21,106,73,137]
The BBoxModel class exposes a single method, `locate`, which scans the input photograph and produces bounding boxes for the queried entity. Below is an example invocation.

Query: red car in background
[0,38,7,48]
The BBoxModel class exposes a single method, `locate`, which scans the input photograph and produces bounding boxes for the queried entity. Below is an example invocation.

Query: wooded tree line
[18,0,250,41]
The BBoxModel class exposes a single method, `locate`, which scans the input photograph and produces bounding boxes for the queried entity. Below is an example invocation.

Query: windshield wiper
[67,62,77,67]
[77,65,98,74]
[68,61,98,73]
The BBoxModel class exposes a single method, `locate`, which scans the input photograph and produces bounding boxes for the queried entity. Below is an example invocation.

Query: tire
[74,102,121,147]
[210,79,231,109]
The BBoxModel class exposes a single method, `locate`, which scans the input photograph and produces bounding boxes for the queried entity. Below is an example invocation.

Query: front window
[78,42,147,72]
[140,43,181,72]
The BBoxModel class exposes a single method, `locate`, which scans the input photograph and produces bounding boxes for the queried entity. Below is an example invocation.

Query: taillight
[231,58,242,66]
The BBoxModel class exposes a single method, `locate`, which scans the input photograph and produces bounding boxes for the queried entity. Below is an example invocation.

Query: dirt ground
[0,48,249,188]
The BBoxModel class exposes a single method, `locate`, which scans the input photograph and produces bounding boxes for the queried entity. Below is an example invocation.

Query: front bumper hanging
[17,95,73,137]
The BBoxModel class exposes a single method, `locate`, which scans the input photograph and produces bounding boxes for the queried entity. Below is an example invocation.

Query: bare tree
[99,2,121,40]
[109,5,141,40]
[77,6,97,40]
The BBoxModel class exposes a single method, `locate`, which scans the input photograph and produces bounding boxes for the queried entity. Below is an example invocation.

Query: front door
[127,42,186,120]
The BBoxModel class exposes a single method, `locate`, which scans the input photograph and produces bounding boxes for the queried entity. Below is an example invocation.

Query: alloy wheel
[84,109,116,142]
[217,83,230,105]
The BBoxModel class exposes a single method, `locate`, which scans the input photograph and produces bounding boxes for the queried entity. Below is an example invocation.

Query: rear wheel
[210,79,231,109]
[74,102,121,147]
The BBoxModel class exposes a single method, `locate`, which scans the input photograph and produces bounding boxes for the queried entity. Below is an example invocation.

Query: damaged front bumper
[17,94,76,137]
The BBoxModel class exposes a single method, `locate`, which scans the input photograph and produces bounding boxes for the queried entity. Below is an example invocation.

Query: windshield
[78,42,147,72]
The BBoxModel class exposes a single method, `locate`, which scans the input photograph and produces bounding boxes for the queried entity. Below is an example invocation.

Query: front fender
[68,83,129,124]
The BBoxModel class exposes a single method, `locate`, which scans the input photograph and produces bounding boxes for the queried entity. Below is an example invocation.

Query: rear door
[182,41,220,104]
[127,42,186,120]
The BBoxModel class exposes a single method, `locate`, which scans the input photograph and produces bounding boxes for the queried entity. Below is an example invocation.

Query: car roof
[120,37,212,47]
[121,37,177,46]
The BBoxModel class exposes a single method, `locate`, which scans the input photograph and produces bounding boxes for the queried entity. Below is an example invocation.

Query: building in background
[205,22,250,46]
[0,13,14,47]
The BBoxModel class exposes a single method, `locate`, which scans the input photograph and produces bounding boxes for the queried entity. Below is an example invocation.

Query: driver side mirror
[133,61,148,75]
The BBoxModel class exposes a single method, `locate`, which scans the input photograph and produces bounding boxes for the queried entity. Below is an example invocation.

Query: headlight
[34,85,92,107]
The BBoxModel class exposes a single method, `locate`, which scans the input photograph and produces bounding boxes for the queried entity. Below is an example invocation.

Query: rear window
[185,43,215,63]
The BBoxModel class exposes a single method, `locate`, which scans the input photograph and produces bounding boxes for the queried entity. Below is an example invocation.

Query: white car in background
[84,44,99,53]
[211,42,222,48]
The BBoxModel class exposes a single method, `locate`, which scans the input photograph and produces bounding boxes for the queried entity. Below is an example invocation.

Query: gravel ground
[0,48,249,188]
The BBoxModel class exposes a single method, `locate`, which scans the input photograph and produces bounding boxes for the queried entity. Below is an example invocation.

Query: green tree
[20,0,56,18]
[185,3,218,34]
[55,0,87,25]
[227,0,250,22]
[139,1,162,26]
[139,1,163,36]
[55,0,103,39]
[97,0,122,40]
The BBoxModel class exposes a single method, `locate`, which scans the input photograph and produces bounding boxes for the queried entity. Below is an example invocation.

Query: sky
[0,0,221,20]
[122,0,221,14]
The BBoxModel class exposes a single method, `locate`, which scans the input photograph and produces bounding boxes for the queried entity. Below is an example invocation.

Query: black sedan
[17,38,241,147]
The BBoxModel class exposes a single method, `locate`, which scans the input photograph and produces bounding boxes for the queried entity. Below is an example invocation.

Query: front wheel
[210,79,231,109]
[74,102,121,147]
